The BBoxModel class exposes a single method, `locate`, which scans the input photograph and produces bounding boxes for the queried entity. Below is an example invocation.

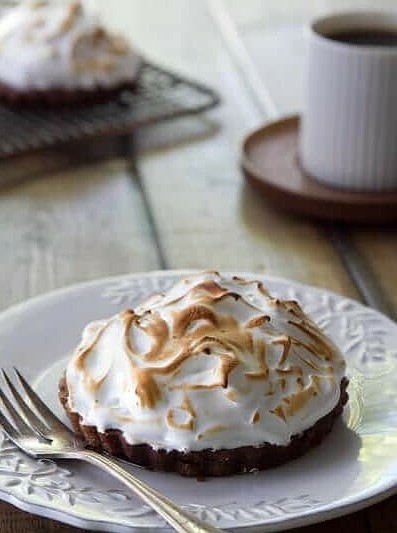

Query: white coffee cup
[300,12,397,191]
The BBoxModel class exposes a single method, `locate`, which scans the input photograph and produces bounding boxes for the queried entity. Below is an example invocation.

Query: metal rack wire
[0,61,220,159]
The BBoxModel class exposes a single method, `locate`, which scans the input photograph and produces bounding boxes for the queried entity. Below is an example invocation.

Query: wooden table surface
[0,0,396,531]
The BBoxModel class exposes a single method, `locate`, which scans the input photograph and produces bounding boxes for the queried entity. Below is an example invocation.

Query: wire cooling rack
[0,61,220,159]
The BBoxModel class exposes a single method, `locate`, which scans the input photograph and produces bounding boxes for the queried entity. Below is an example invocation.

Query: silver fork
[0,368,224,533]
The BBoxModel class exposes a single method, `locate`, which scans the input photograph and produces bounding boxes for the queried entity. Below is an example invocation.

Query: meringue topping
[66,272,346,451]
[0,0,140,90]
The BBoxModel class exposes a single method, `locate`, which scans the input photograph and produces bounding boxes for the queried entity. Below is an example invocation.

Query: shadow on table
[0,115,219,191]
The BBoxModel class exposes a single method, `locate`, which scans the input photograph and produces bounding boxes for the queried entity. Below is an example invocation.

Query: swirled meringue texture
[0,0,140,90]
[66,272,346,451]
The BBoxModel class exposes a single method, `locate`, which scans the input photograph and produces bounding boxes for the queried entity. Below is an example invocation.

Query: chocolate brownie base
[59,377,348,478]
[0,79,139,107]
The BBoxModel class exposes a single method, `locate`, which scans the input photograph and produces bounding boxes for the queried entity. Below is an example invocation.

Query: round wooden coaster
[241,115,397,223]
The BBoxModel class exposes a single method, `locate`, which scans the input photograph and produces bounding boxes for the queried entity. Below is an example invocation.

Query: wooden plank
[367,495,397,533]
[98,0,357,298]
[0,136,123,190]
[227,0,397,29]
[0,157,159,312]
[287,511,370,533]
[328,225,396,320]
[352,229,397,319]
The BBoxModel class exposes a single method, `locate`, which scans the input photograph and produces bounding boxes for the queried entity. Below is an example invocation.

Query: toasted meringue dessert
[59,272,348,477]
[0,0,141,105]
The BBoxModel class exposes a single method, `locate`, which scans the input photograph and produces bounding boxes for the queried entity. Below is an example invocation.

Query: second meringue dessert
[59,272,348,477]
[0,0,141,106]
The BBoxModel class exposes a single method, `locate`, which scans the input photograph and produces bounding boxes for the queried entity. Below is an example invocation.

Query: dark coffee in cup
[327,29,397,46]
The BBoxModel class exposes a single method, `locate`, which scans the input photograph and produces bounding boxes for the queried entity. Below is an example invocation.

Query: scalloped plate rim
[1,269,395,329]
[0,270,395,532]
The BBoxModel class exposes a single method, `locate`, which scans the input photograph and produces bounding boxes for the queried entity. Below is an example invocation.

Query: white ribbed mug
[300,12,397,191]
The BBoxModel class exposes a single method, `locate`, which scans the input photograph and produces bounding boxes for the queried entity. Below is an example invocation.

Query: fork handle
[79,449,225,533]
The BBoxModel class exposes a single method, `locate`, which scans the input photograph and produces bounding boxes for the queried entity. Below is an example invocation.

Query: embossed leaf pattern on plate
[0,431,323,527]
[0,432,131,508]
[102,275,178,307]
[0,272,395,531]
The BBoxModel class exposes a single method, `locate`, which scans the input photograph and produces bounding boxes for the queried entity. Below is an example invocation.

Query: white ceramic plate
[0,271,396,532]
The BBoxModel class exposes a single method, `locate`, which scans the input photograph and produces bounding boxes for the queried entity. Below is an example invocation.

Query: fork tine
[0,405,21,444]
[13,368,73,434]
[0,386,33,436]
[2,370,51,440]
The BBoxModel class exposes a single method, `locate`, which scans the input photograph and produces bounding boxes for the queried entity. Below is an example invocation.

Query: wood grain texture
[352,228,397,319]
[0,158,159,312]
[367,495,397,533]
[99,0,357,298]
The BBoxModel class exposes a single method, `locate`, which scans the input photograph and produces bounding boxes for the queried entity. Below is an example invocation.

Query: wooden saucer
[241,115,397,223]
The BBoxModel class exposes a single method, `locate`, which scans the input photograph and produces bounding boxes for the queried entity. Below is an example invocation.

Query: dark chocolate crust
[0,79,139,107]
[59,377,348,478]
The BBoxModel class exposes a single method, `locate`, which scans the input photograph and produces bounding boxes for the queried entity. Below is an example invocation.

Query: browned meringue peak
[0,0,140,90]
[66,272,346,451]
